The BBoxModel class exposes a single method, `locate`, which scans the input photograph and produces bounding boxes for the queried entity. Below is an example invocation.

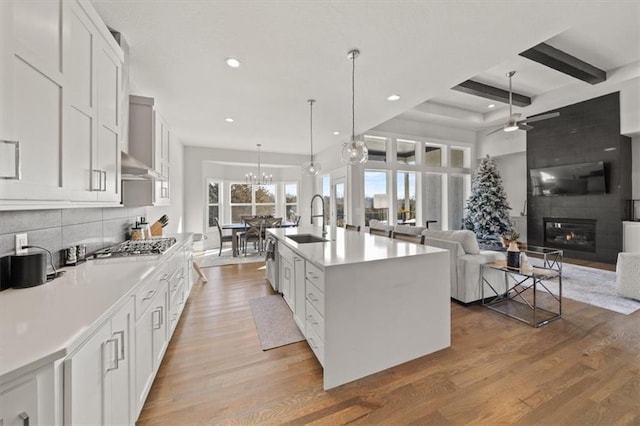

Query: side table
[481,260,562,327]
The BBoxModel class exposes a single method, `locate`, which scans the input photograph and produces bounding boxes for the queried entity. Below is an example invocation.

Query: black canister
[506,241,521,269]
[10,252,47,288]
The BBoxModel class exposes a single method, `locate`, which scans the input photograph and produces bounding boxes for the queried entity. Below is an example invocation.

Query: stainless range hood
[121,151,166,181]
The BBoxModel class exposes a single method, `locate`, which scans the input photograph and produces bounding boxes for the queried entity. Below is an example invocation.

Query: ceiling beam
[519,42,607,85]
[452,80,531,107]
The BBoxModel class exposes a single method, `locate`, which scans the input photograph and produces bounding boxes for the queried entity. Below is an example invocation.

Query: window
[255,184,276,217]
[424,173,444,230]
[230,183,252,222]
[335,182,345,227]
[397,172,416,223]
[322,176,331,226]
[449,174,470,230]
[284,183,298,222]
[364,136,388,162]
[450,146,470,168]
[424,144,444,167]
[364,170,388,226]
[397,139,416,164]
[207,180,220,227]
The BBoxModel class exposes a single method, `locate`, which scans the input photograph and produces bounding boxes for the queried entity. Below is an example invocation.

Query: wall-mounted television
[530,161,606,196]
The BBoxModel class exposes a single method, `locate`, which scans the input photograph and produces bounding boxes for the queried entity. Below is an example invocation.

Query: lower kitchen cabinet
[135,282,168,417]
[63,297,134,425]
[0,362,57,426]
[293,255,306,331]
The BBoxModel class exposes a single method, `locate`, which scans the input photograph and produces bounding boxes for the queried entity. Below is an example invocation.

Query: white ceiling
[92,1,640,155]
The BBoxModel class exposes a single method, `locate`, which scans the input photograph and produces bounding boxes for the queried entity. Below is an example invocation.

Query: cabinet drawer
[305,261,324,292]
[305,280,324,317]
[305,300,324,341]
[135,269,168,321]
[305,321,325,367]
[168,264,185,298]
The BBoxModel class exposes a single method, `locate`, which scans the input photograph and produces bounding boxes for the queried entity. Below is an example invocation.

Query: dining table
[222,221,297,257]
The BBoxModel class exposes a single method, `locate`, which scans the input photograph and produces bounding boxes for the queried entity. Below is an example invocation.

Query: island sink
[286,234,328,244]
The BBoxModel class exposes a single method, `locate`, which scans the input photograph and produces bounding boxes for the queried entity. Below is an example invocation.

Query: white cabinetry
[279,245,294,309]
[304,261,325,366]
[64,297,134,425]
[0,0,123,209]
[0,0,65,202]
[293,256,306,331]
[122,95,171,206]
[134,268,169,416]
[0,363,57,426]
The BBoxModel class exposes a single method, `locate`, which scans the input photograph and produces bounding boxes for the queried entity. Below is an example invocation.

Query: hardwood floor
[138,262,639,425]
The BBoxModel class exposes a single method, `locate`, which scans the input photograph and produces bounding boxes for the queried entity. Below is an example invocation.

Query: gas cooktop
[93,237,177,259]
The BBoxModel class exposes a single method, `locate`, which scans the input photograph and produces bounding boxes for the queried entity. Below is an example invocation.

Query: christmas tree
[462,155,512,243]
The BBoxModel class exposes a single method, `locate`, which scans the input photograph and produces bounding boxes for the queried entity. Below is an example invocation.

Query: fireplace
[544,218,596,252]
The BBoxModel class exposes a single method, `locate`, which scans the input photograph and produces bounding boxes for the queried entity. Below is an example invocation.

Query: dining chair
[370,228,392,237]
[261,217,282,242]
[392,230,425,244]
[294,215,302,226]
[345,224,361,232]
[239,217,264,256]
[213,218,235,256]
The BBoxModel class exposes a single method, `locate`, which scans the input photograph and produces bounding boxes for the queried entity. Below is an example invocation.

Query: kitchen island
[267,225,450,390]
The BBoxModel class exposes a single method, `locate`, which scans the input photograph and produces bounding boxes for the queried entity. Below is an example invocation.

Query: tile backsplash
[0,207,146,269]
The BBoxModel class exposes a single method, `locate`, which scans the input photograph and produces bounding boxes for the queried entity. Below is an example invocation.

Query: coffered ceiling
[92,1,640,154]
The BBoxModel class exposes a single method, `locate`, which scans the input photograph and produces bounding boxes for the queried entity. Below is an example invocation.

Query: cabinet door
[95,42,121,202]
[281,257,293,309]
[152,286,169,368]
[0,378,38,426]
[64,320,113,425]
[293,256,306,329]
[62,2,96,201]
[106,299,133,426]
[135,303,154,414]
[0,0,66,201]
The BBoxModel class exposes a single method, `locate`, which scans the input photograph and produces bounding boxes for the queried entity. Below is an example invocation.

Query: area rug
[193,247,265,268]
[249,295,305,350]
[533,262,640,315]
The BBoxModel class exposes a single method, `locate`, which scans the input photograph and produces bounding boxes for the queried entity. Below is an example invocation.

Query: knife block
[150,221,164,237]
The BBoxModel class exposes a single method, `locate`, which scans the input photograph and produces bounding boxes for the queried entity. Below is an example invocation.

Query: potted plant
[501,229,520,248]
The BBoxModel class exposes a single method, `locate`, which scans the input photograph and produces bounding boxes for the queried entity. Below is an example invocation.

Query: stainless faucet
[310,194,327,236]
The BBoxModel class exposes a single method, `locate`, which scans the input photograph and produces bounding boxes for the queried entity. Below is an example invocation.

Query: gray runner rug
[249,295,305,350]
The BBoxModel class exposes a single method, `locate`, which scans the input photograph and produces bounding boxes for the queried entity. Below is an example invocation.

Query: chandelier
[246,144,272,185]
[302,99,321,176]
[341,49,368,165]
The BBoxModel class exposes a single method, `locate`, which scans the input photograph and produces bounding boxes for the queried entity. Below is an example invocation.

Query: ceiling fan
[486,71,560,136]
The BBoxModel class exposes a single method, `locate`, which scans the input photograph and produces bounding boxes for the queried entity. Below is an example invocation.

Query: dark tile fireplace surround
[527,93,632,264]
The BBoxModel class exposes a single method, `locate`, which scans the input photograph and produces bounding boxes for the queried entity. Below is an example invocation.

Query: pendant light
[245,144,272,185]
[341,49,368,164]
[302,99,321,176]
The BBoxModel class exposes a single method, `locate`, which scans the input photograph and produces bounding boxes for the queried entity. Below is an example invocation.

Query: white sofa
[421,229,506,303]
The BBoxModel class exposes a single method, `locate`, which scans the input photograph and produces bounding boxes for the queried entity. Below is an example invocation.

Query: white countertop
[268,225,445,268]
[0,234,192,382]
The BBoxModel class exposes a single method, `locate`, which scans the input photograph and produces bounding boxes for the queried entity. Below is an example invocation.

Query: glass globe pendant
[302,99,321,176]
[341,49,368,165]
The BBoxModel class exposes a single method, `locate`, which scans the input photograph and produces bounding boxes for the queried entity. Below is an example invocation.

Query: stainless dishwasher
[264,235,279,292]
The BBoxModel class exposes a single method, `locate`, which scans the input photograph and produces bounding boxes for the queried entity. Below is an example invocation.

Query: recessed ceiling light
[225,58,241,68]
[225,118,234,123]
[333,131,340,135]
[488,104,496,109]
[604,147,616,152]
[387,94,400,101]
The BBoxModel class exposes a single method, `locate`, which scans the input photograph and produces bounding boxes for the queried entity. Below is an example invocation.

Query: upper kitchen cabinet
[0,0,124,210]
[0,0,66,205]
[122,95,171,206]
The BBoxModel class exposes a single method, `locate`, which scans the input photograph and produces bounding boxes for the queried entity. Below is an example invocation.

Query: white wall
[492,152,527,217]
[146,138,185,234]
